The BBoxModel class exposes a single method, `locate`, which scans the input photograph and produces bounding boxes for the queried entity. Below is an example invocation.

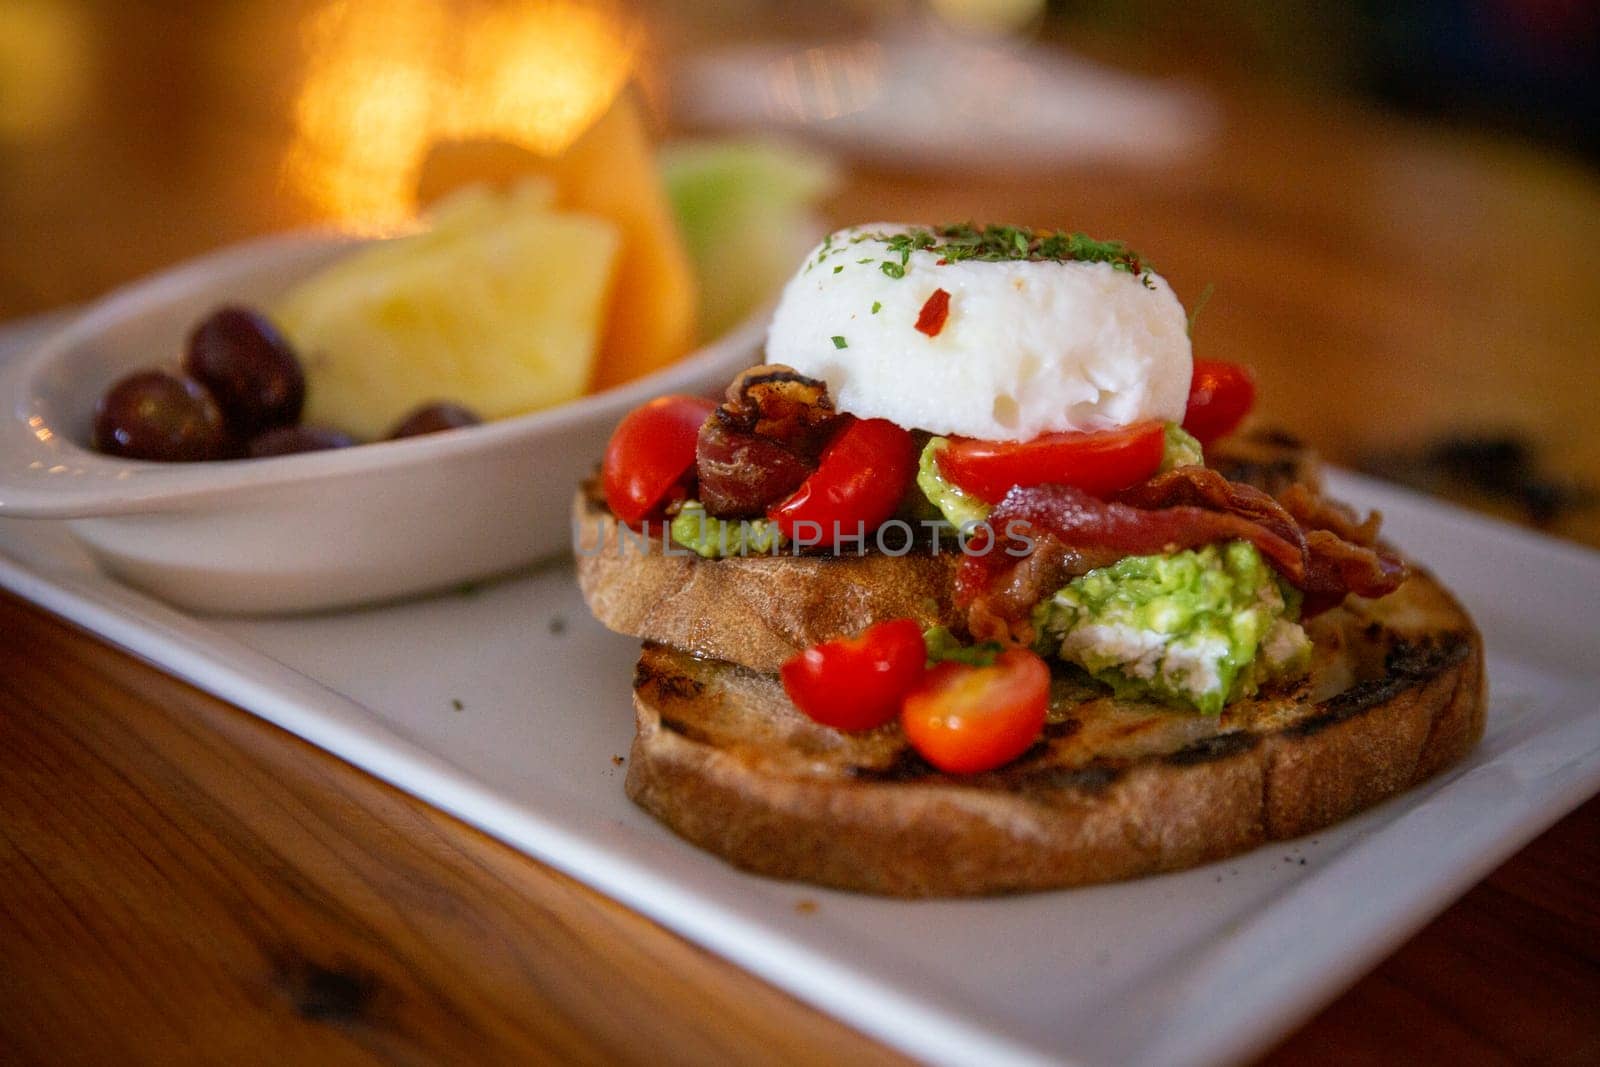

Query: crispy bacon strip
[1303,529,1409,606]
[964,534,1125,645]
[1123,467,1406,606]
[1279,482,1381,545]
[955,483,1308,607]
[696,365,839,518]
[1278,480,1406,611]
[715,364,836,447]
[696,420,815,518]
[1119,467,1304,549]
[958,475,1408,632]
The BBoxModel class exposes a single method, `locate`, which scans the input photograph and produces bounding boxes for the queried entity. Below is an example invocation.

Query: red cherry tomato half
[779,619,928,731]
[768,417,918,549]
[601,395,716,526]
[1182,360,1256,446]
[935,421,1165,504]
[900,649,1050,774]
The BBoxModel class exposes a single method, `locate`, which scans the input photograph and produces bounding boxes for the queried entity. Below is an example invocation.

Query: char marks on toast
[619,569,1483,895]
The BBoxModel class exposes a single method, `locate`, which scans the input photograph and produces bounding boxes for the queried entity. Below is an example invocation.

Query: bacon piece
[716,364,836,449]
[1119,466,1303,549]
[1278,482,1381,545]
[964,534,1123,645]
[695,365,840,518]
[1303,530,1408,605]
[1121,467,1406,609]
[1277,482,1405,611]
[955,483,1307,608]
[695,419,815,518]
[957,478,1409,631]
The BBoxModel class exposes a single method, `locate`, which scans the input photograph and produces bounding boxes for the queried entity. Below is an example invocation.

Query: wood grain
[2,586,1595,1065]
[1262,799,1600,1065]
[0,592,907,1066]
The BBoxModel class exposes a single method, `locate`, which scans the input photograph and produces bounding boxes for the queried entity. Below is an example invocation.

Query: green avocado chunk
[1031,541,1311,715]
[916,437,991,530]
[669,500,785,558]
[922,625,1002,667]
[1160,422,1204,471]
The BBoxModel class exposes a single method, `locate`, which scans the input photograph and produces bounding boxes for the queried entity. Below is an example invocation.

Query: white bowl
[0,231,766,614]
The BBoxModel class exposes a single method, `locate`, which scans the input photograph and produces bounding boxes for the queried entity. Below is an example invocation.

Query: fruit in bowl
[87,175,635,460]
[0,112,832,611]
[85,107,834,469]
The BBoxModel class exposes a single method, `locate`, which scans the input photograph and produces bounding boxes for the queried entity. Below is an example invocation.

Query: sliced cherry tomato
[935,421,1165,503]
[1182,360,1255,446]
[900,649,1049,774]
[780,619,928,731]
[768,417,918,549]
[601,395,716,526]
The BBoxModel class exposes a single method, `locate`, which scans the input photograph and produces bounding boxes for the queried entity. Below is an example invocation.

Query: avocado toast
[574,223,1485,896]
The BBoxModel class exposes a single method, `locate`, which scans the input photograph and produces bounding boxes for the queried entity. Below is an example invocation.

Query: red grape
[93,371,235,462]
[247,425,358,457]
[387,402,482,439]
[184,305,305,438]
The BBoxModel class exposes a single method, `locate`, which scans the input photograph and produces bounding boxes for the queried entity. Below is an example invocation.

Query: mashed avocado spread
[1159,423,1204,471]
[1032,541,1311,715]
[670,500,784,558]
[916,438,991,529]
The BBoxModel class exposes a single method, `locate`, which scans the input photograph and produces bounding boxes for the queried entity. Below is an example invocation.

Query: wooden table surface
[2,5,1598,1064]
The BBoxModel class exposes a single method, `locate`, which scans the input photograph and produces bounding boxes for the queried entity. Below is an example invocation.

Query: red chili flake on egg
[915,288,951,337]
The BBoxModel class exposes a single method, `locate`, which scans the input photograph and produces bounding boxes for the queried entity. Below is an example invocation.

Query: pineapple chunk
[277,192,619,440]
[414,93,699,391]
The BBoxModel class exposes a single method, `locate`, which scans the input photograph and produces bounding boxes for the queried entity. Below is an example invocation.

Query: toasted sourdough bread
[573,482,1486,896]
[575,483,961,675]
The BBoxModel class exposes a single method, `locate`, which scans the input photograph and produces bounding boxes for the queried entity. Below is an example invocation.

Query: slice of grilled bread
[574,482,961,673]
[624,571,1483,896]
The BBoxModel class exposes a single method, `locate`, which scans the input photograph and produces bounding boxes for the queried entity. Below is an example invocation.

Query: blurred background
[1,0,1597,537]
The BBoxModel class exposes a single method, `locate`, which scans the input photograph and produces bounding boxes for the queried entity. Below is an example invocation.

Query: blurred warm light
[0,0,93,141]
[286,0,445,230]
[284,0,638,231]
[454,3,638,154]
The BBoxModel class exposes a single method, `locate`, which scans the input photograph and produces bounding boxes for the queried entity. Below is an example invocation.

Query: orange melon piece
[540,91,699,391]
[416,91,699,392]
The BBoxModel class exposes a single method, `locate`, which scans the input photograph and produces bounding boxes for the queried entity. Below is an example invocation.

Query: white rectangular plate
[3,319,1597,1067]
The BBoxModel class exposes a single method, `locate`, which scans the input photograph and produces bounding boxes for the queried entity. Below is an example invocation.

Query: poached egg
[765,223,1192,441]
